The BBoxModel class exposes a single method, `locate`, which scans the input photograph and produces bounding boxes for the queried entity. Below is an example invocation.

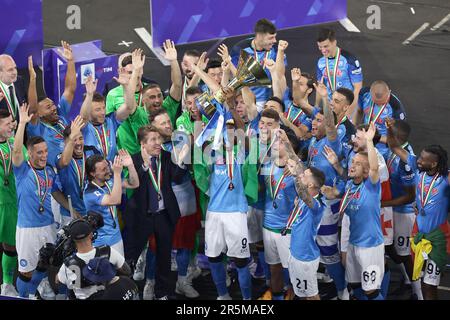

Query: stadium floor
[3,0,449,300]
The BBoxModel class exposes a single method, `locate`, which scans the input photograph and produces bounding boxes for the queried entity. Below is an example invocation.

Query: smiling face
[416,150,437,173]
[185,93,201,120]
[91,160,112,183]
[90,100,106,124]
[38,98,59,124]
[255,32,277,51]
[71,134,84,158]
[348,153,369,180]
[311,113,326,139]
[29,141,48,169]
[317,39,337,58]
[330,91,349,118]
[181,54,199,79]
[151,113,173,140]
[258,116,279,143]
[142,131,162,157]
[0,115,14,139]
[143,86,163,112]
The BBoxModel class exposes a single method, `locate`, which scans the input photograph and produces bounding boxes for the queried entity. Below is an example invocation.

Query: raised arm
[27,56,39,120]
[241,87,258,120]
[59,41,76,104]
[315,82,337,141]
[57,116,84,168]
[119,149,139,189]
[164,40,182,101]
[12,103,31,167]
[79,76,97,122]
[116,49,143,120]
[347,82,362,119]
[364,122,379,184]
[275,40,288,79]
[386,117,409,163]
[291,68,315,116]
[188,52,209,88]
[218,44,237,81]
[265,59,286,100]
[191,60,220,95]
[100,156,123,206]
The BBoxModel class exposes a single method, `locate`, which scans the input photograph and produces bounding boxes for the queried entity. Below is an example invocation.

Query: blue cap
[82,257,116,284]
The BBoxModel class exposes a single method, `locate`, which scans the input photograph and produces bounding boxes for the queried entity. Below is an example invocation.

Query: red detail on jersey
[353,191,361,200]
[381,213,393,236]
[310,148,318,158]
[432,188,438,195]
[381,180,392,201]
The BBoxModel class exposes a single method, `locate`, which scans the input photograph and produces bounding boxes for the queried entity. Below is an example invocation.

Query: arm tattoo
[294,176,314,208]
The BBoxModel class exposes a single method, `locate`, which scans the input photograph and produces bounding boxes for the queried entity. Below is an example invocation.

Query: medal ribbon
[28,161,49,209]
[41,119,66,136]
[367,101,387,125]
[226,148,234,184]
[338,183,363,214]
[285,194,320,230]
[148,154,162,194]
[0,141,12,180]
[387,142,408,171]
[335,115,347,128]
[253,46,270,67]
[92,181,116,220]
[269,162,287,200]
[93,123,110,157]
[325,47,341,91]
[420,172,439,211]
[286,104,304,124]
[71,154,85,191]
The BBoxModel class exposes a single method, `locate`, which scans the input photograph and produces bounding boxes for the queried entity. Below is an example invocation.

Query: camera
[38,211,104,269]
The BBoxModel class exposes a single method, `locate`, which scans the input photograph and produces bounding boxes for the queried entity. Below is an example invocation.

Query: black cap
[68,219,93,240]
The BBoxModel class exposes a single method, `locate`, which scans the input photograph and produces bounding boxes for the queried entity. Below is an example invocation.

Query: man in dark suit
[123,124,189,300]
[0,54,27,122]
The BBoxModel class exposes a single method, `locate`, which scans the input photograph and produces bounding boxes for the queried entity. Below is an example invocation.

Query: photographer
[55,216,131,300]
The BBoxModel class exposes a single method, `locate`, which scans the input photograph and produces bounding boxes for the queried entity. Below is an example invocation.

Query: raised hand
[196,52,209,71]
[69,115,85,139]
[18,103,32,124]
[221,60,230,72]
[323,145,339,166]
[291,68,302,82]
[141,146,150,167]
[177,143,191,165]
[287,158,300,176]
[118,149,133,167]
[363,122,377,141]
[313,81,328,98]
[132,48,145,69]
[85,75,98,95]
[278,40,289,52]
[163,39,177,61]
[28,56,36,80]
[113,68,130,86]
[58,41,74,61]
[217,44,231,63]
[385,117,395,130]
[112,155,124,174]
[321,185,339,200]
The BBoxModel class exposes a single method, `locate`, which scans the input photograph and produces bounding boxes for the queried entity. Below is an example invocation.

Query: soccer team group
[0,18,448,300]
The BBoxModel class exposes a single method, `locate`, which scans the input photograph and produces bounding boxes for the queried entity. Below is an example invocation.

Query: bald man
[0,55,27,123]
[355,80,394,160]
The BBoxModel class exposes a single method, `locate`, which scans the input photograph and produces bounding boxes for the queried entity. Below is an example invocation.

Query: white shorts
[340,214,350,253]
[262,228,291,268]
[345,243,385,292]
[288,255,320,298]
[381,207,394,246]
[111,240,124,257]
[247,207,263,244]
[16,225,57,273]
[423,259,441,286]
[205,211,250,259]
[393,211,415,256]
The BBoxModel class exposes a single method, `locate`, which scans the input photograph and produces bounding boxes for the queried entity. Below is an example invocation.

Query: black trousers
[146,210,175,299]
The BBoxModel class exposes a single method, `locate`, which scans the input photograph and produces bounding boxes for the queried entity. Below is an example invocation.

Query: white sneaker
[175,279,200,298]
[1,283,18,297]
[143,279,155,300]
[37,278,55,300]
[186,265,202,281]
[133,249,147,281]
[217,293,232,300]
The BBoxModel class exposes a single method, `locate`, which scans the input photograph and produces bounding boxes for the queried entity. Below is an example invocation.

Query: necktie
[149,157,159,213]
[8,85,16,116]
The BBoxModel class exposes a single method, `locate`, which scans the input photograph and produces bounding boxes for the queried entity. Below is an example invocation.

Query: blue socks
[28,270,47,296]
[17,274,31,297]
[326,262,347,291]
[380,268,391,298]
[257,250,271,282]
[236,265,252,300]
[176,249,191,277]
[209,261,228,296]
[145,249,156,280]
